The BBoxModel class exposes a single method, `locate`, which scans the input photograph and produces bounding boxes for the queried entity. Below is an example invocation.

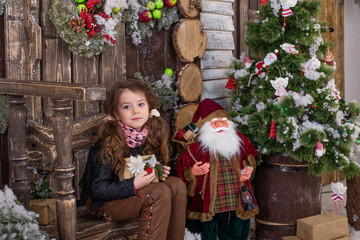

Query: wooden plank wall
[200,0,235,107]
[319,0,345,185]
[320,0,344,96]
[200,0,259,108]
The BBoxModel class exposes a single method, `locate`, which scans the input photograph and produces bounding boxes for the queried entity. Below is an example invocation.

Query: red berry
[146,168,152,173]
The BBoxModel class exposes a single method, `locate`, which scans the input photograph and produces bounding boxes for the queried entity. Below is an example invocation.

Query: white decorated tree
[226,0,360,178]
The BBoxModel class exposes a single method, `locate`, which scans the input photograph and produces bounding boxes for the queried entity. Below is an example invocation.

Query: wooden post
[7,95,30,208]
[51,99,76,240]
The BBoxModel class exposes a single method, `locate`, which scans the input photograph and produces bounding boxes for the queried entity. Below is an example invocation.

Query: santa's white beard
[198,121,243,160]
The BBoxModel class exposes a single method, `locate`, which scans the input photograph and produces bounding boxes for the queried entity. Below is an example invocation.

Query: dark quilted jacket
[79,142,146,210]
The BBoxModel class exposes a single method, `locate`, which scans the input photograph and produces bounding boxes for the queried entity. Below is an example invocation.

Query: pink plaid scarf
[118,121,148,148]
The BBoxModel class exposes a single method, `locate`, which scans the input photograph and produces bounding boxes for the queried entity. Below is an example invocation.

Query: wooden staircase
[0,79,140,239]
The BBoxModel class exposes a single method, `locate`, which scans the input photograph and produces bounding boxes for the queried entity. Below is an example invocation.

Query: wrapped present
[282,236,302,240]
[334,236,350,240]
[297,212,349,240]
[29,198,56,225]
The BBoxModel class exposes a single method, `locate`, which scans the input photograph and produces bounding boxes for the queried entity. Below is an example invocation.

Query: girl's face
[115,89,150,131]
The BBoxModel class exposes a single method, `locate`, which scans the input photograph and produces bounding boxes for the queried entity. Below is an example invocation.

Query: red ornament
[146,168,152,174]
[164,0,177,8]
[269,119,276,139]
[260,0,269,5]
[225,78,236,90]
[311,104,316,109]
[138,10,152,23]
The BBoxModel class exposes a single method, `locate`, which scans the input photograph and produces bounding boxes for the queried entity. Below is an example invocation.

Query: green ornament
[77,4,88,14]
[164,68,173,77]
[76,0,85,3]
[146,1,155,11]
[154,0,164,9]
[112,6,121,13]
[152,9,161,20]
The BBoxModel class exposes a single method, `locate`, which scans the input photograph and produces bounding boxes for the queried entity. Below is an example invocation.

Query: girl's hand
[134,169,156,190]
[191,161,210,176]
[161,165,171,181]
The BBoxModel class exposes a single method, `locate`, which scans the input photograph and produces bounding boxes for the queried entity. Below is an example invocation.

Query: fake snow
[256,102,266,112]
[234,115,249,126]
[184,228,201,240]
[269,0,281,17]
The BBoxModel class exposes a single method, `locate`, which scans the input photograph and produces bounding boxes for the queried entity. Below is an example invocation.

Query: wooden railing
[0,78,106,240]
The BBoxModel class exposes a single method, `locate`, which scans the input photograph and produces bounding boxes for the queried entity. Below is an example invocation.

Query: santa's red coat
[175,130,259,222]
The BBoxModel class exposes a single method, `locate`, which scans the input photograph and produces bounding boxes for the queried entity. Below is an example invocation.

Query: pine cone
[69,17,85,33]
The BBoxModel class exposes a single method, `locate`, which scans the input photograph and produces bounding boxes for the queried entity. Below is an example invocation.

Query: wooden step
[41,206,139,239]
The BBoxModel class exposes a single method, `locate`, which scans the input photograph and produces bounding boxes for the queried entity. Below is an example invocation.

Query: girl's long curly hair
[98,79,170,178]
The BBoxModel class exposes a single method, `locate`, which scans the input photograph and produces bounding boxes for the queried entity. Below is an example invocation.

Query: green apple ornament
[154,0,164,9]
[112,6,121,13]
[152,9,162,19]
[77,4,88,14]
[164,68,174,77]
[146,1,156,11]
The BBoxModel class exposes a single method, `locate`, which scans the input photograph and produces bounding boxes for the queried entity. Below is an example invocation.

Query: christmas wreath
[49,0,178,58]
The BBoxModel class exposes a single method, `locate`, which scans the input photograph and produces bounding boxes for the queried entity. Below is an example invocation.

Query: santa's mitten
[240,166,253,182]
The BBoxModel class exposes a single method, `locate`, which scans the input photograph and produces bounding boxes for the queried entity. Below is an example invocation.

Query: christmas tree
[226,0,360,178]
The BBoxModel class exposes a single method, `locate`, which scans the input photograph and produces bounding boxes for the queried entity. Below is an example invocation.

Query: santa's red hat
[192,98,230,128]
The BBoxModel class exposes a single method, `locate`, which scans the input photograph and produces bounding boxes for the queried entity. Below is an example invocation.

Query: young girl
[79,79,187,240]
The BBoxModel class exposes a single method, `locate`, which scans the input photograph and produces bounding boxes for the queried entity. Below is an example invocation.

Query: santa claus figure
[247,49,278,87]
[175,99,259,240]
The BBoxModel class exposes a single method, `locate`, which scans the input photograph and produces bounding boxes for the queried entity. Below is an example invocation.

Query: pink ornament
[315,140,326,157]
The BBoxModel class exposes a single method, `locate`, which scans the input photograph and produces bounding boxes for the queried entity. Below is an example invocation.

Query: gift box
[282,236,302,240]
[334,236,350,240]
[29,198,57,225]
[296,212,349,240]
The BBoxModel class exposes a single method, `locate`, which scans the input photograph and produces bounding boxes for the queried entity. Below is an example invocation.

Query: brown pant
[89,176,187,240]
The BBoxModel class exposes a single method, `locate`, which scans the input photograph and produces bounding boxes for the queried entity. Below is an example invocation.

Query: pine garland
[227,0,360,178]
[134,72,179,111]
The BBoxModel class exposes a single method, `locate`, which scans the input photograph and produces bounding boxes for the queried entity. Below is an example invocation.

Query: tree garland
[49,0,178,57]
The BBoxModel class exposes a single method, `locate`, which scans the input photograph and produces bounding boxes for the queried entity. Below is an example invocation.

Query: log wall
[200,0,258,108]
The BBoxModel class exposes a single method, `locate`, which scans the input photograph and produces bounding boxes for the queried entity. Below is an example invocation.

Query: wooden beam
[0,79,106,101]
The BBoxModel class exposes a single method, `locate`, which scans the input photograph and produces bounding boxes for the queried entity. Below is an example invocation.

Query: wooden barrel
[254,153,322,240]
